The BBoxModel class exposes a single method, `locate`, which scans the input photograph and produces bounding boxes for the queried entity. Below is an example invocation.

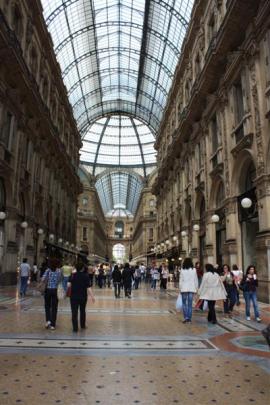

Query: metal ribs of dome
[41,0,194,136]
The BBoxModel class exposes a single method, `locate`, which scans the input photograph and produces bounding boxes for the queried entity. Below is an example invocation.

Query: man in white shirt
[140,263,146,282]
[19,258,31,297]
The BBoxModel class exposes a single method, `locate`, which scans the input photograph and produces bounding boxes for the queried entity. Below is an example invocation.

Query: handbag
[37,270,50,294]
[195,299,203,309]
[175,293,183,312]
[37,279,47,294]
[66,285,72,297]
[66,274,73,297]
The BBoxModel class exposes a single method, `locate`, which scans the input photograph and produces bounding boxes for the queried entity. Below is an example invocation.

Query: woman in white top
[160,265,169,290]
[198,263,227,324]
[179,258,198,323]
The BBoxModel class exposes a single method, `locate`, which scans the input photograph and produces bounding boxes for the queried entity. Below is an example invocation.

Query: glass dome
[80,115,156,175]
[95,170,143,217]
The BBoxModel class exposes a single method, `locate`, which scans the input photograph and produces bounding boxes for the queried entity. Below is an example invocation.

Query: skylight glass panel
[42,0,194,135]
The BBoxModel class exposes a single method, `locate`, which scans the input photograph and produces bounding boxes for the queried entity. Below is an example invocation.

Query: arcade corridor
[0,283,269,404]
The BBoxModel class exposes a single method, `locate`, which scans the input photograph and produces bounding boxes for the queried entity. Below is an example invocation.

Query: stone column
[224,198,240,266]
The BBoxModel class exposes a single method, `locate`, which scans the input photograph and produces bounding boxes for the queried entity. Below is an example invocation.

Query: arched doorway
[238,161,258,270]
[113,243,126,263]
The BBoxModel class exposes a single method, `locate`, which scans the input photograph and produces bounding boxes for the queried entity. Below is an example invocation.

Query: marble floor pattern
[0,283,269,405]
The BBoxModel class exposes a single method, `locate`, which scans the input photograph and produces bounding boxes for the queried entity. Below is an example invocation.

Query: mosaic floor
[0,283,269,404]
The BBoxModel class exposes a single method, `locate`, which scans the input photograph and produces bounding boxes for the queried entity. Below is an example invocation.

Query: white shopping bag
[175,293,183,312]
[203,300,208,311]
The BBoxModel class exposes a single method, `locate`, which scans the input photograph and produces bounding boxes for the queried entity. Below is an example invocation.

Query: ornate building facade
[77,168,157,265]
[76,169,107,262]
[132,171,157,263]
[153,0,270,301]
[0,0,82,283]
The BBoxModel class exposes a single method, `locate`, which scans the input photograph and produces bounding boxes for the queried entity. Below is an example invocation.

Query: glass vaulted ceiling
[41,0,194,215]
[41,0,193,134]
[80,115,156,176]
[95,170,143,218]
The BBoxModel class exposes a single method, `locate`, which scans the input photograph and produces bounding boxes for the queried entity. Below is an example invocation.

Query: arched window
[113,243,125,262]
[216,181,225,209]
[240,162,256,194]
[115,221,124,238]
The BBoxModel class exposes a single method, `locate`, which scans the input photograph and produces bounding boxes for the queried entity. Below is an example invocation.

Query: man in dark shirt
[68,258,95,332]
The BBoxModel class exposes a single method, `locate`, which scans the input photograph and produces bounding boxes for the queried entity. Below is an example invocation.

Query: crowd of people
[178,257,262,325]
[17,256,269,345]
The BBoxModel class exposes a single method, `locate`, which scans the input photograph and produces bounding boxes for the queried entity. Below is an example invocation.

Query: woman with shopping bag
[198,263,227,324]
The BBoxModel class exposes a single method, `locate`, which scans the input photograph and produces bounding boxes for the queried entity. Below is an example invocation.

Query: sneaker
[49,326,55,330]
[256,317,261,323]
[246,317,251,321]
[45,321,51,329]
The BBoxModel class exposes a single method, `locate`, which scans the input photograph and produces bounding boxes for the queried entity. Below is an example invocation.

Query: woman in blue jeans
[179,257,198,323]
[241,265,261,322]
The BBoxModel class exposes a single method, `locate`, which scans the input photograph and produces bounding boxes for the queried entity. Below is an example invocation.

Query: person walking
[19,258,31,297]
[32,262,38,283]
[151,266,160,290]
[61,261,72,293]
[221,264,237,314]
[68,258,95,332]
[88,264,95,287]
[232,264,243,306]
[42,258,62,330]
[198,263,227,324]
[134,265,141,289]
[98,264,104,288]
[179,257,198,323]
[112,265,122,298]
[195,262,203,286]
[160,264,169,290]
[241,265,261,322]
[122,263,133,298]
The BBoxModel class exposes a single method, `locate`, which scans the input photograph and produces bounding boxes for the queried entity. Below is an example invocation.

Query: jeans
[181,292,194,320]
[44,288,58,327]
[207,300,217,323]
[70,298,87,331]
[62,276,69,293]
[20,276,28,295]
[114,282,121,297]
[243,291,260,318]
[151,279,157,289]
